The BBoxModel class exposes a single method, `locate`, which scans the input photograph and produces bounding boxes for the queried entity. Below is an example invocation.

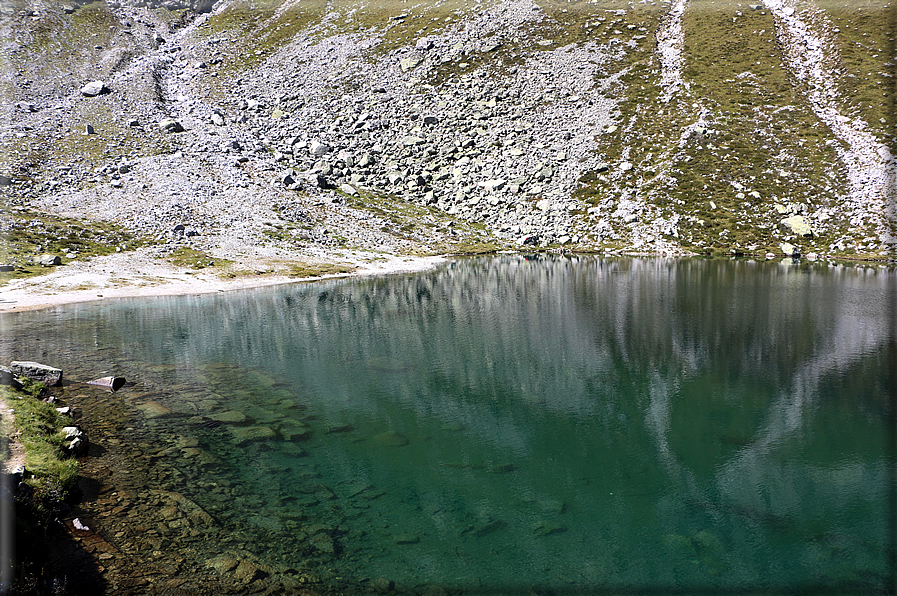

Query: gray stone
[781,215,812,237]
[482,179,505,192]
[0,365,12,386]
[11,361,63,386]
[339,183,358,196]
[309,140,329,157]
[62,426,89,457]
[400,56,423,71]
[415,37,434,50]
[780,242,799,257]
[211,112,225,126]
[84,124,94,135]
[86,376,126,391]
[159,118,184,133]
[37,254,61,266]
[80,81,107,96]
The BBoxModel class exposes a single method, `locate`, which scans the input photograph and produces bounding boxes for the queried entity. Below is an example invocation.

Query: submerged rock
[208,410,248,424]
[374,430,409,447]
[532,520,567,536]
[394,532,420,545]
[229,425,276,445]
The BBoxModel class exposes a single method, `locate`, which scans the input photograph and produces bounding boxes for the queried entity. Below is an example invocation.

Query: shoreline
[3,249,893,314]
[0,250,447,313]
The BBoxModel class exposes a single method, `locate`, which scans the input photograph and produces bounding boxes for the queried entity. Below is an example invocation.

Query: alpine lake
[2,256,894,595]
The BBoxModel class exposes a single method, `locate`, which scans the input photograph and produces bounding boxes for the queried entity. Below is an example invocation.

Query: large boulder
[0,365,12,385]
[80,81,107,96]
[159,118,184,133]
[781,215,812,237]
[37,254,61,266]
[10,361,63,386]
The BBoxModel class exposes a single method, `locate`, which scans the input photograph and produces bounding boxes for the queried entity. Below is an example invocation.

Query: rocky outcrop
[10,361,63,386]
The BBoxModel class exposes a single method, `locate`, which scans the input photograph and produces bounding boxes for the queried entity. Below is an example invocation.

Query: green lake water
[1,256,894,594]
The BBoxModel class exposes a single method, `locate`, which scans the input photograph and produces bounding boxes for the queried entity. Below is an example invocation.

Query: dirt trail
[763,0,896,243]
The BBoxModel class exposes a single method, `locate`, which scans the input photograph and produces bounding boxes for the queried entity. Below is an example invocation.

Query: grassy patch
[0,208,147,283]
[0,384,79,500]
[166,247,232,270]
[817,0,896,151]
[286,262,356,278]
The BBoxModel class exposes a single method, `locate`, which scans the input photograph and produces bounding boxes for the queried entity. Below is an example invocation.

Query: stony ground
[1,0,894,292]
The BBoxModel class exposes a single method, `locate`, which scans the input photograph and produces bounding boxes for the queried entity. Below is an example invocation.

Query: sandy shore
[0,249,447,313]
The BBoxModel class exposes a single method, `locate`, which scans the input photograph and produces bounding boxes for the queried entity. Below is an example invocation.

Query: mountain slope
[1,0,894,277]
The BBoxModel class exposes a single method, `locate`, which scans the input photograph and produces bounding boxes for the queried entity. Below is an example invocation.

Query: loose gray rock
[159,118,184,133]
[80,81,107,96]
[309,140,329,157]
[86,376,127,391]
[61,426,89,457]
[84,124,95,135]
[37,254,61,266]
[400,56,423,71]
[0,365,12,386]
[10,361,63,386]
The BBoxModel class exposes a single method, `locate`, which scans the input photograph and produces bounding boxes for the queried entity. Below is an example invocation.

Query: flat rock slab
[10,361,63,386]
[229,425,276,446]
[209,410,249,424]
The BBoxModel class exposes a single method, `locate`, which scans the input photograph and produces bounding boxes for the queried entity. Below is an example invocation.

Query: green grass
[0,208,147,283]
[0,384,79,500]
[166,247,232,270]
[567,0,886,257]
[817,0,896,152]
[286,262,357,278]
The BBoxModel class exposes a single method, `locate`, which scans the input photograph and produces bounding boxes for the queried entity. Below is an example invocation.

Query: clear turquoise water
[2,256,894,593]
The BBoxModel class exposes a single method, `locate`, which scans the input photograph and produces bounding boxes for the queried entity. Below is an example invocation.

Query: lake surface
[1,256,894,594]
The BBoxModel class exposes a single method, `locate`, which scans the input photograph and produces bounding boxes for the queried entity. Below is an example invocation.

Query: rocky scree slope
[1,0,895,273]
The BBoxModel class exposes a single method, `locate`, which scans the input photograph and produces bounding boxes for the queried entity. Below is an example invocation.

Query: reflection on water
[1,256,894,594]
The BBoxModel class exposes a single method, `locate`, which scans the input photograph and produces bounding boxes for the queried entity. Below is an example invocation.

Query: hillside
[1,0,895,280]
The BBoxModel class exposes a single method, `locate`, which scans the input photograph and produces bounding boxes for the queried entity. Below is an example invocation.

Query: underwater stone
[394,533,420,545]
[135,400,173,419]
[374,431,409,447]
[280,422,312,442]
[229,426,276,446]
[209,410,249,424]
[531,520,567,536]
